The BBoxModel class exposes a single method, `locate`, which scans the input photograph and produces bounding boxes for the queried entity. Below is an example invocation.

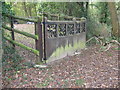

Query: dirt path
[3,44,119,88]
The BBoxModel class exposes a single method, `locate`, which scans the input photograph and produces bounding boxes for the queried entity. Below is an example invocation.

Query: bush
[86,13,112,45]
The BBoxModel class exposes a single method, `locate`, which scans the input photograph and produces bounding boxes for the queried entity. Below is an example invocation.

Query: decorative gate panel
[43,18,86,63]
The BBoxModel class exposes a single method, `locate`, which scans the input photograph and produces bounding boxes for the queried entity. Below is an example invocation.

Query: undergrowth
[2,39,23,72]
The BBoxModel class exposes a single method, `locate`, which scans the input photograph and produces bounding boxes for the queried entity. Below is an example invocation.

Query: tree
[108,2,120,37]
[76,2,89,18]
[98,2,109,24]
[22,2,29,17]
[2,2,14,23]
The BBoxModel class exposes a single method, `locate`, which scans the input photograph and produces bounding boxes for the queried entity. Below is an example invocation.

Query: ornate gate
[43,17,86,63]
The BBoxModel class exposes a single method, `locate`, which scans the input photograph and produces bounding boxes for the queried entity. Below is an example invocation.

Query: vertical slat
[10,16,15,47]
[66,23,68,36]
[80,21,82,33]
[84,19,87,32]
[56,24,59,37]
[79,23,81,33]
[37,17,43,63]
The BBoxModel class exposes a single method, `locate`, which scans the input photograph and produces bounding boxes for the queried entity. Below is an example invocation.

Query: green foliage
[2,2,14,23]
[11,2,37,17]
[2,39,23,71]
[2,2,14,15]
[75,79,84,86]
[96,2,111,25]
[86,2,114,45]
[38,2,86,18]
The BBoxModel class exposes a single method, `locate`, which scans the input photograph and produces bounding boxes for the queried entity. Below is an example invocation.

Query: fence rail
[4,36,39,55]
[2,13,43,63]
[2,13,38,22]
[39,12,82,20]
[2,25,38,40]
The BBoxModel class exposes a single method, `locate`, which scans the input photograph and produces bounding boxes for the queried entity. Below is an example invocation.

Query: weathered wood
[40,12,81,20]
[73,18,76,34]
[43,17,47,60]
[34,22,39,50]
[46,20,77,24]
[10,17,15,47]
[2,25,38,40]
[4,36,39,55]
[42,12,59,17]
[3,13,38,23]
[66,23,68,36]
[37,17,43,62]
[58,14,60,20]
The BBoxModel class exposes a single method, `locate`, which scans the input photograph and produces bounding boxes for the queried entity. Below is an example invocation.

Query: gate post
[36,17,43,63]
[43,17,47,61]
[34,22,39,50]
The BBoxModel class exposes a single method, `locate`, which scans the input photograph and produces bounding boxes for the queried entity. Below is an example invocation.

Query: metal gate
[42,17,86,63]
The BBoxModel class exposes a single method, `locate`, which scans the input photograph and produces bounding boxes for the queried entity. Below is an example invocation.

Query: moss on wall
[46,40,85,63]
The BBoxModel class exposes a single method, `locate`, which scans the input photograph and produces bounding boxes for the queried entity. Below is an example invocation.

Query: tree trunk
[108,2,120,37]
[85,2,89,18]
[34,3,37,16]
[22,2,29,17]
[28,6,32,17]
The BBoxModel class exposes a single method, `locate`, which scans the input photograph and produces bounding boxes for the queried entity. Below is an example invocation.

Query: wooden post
[58,14,60,20]
[43,17,47,61]
[36,17,43,63]
[73,18,76,34]
[34,22,39,62]
[34,22,39,50]
[10,16,15,47]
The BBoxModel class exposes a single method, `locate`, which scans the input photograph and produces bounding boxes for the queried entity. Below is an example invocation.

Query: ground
[2,44,119,88]
[2,24,119,88]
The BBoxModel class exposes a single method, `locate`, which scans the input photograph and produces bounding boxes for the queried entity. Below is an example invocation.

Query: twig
[86,36,95,43]
[104,43,111,51]
[111,40,120,46]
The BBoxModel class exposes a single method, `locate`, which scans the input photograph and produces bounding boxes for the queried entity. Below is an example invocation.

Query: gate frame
[42,16,86,63]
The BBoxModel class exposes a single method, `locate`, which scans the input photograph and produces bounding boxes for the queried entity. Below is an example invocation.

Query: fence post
[36,17,43,63]
[58,14,60,20]
[73,18,76,34]
[34,22,39,50]
[10,16,15,47]
[34,22,40,62]
[43,17,47,61]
